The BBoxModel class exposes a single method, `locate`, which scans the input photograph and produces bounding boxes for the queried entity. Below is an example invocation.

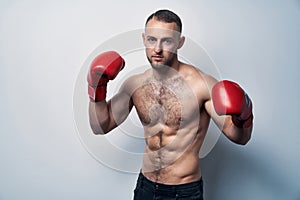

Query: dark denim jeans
[133,172,203,200]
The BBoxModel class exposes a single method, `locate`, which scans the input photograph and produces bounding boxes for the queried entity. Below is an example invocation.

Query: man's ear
[142,33,146,46]
[177,36,185,49]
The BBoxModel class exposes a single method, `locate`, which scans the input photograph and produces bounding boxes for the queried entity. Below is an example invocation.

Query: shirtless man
[88,9,253,200]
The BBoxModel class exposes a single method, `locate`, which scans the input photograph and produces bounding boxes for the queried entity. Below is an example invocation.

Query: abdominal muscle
[141,122,205,185]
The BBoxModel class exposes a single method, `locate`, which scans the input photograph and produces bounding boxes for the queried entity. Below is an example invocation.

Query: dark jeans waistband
[136,172,203,192]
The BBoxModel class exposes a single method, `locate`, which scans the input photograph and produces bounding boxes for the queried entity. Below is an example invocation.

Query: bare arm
[89,93,133,135]
[203,75,253,145]
[87,51,133,134]
[88,78,134,135]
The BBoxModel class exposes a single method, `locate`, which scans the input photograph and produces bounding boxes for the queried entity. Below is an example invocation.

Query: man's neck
[152,60,181,81]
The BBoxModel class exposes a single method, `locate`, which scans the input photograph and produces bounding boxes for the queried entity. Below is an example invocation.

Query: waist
[136,172,203,192]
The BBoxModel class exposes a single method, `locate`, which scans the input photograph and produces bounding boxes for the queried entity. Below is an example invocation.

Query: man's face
[143,19,184,69]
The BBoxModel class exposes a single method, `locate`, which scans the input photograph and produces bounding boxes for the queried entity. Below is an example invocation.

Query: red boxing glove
[212,80,253,128]
[87,51,125,102]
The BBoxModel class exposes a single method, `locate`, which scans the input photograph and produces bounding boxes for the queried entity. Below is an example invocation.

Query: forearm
[222,116,252,145]
[88,101,113,134]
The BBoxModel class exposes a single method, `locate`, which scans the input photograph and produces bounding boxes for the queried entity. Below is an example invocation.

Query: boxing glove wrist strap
[232,113,253,129]
[88,85,107,102]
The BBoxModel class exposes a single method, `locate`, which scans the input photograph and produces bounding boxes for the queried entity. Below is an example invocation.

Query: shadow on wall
[201,135,294,200]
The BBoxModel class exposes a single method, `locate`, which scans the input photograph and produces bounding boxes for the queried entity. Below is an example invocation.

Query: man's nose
[154,41,162,53]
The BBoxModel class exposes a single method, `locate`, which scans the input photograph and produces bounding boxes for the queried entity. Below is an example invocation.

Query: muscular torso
[131,64,211,184]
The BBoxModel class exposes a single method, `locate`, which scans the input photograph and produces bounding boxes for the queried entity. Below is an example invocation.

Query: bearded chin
[151,62,166,69]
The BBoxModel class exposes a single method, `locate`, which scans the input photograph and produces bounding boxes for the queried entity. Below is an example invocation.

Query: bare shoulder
[179,63,218,85]
[179,63,218,100]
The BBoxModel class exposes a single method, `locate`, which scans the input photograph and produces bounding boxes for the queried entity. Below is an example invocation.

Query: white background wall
[1,0,299,199]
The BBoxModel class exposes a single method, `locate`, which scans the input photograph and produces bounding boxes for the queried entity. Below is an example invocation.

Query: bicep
[204,99,228,131]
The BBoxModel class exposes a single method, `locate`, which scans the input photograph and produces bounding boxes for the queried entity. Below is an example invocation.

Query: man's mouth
[152,55,163,62]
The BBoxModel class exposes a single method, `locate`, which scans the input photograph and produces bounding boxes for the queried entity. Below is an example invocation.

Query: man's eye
[163,39,173,45]
[147,38,156,43]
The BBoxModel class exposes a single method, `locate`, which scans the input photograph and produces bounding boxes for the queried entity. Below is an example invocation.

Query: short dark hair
[145,9,182,33]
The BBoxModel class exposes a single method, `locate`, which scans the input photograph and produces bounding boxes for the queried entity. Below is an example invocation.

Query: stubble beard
[147,53,176,71]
